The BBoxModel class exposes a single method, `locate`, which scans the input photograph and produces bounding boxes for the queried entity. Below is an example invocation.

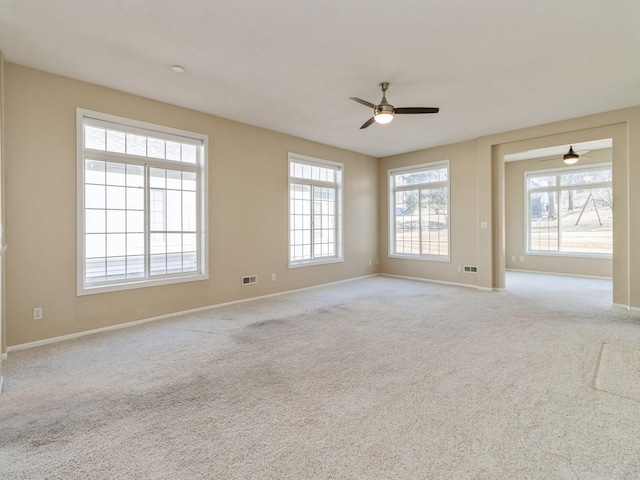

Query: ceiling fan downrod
[374,82,394,123]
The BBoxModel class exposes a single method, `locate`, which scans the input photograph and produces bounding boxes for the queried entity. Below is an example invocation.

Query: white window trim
[76,108,209,296]
[288,152,343,268]
[524,162,612,258]
[388,160,451,262]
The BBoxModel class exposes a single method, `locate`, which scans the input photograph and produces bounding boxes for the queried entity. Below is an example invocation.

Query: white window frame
[388,160,450,262]
[525,163,612,258]
[77,109,209,295]
[288,153,343,268]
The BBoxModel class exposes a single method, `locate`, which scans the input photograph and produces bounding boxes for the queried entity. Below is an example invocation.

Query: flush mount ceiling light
[170,65,185,73]
[349,82,439,129]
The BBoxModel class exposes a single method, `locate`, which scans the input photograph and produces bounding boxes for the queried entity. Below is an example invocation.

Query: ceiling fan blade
[360,117,375,129]
[576,150,590,155]
[350,97,376,109]
[538,155,592,163]
[395,107,439,114]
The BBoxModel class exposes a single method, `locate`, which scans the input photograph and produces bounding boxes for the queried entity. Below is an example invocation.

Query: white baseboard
[613,303,630,311]
[7,274,378,353]
[612,303,640,312]
[8,272,631,354]
[380,273,483,290]
[506,268,613,280]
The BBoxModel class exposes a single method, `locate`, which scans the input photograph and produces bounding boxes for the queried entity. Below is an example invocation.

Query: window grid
[313,186,337,258]
[289,155,342,266]
[390,162,449,260]
[84,124,197,163]
[79,110,206,294]
[527,166,612,255]
[289,183,312,262]
[84,160,147,285]
[148,167,198,276]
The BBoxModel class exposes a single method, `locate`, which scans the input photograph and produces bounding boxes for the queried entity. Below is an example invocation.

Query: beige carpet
[595,342,640,402]
[1,272,640,479]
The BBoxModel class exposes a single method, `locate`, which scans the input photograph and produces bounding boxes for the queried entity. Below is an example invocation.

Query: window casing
[288,153,343,267]
[389,161,450,261]
[77,109,208,295]
[526,164,612,256]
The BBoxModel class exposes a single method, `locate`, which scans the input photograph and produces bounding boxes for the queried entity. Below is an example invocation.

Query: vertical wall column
[0,51,6,391]
[485,122,629,305]
[627,112,640,309]
[476,139,495,290]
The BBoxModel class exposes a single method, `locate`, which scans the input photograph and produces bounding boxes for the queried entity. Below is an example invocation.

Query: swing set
[574,193,602,226]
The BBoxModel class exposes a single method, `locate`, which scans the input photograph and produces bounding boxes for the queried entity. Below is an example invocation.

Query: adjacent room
[504,140,614,284]
[1,1,640,478]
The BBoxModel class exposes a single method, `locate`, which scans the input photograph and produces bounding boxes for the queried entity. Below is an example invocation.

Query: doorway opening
[501,138,613,292]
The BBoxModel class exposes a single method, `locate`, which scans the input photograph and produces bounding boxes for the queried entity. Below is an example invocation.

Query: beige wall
[378,140,479,286]
[504,148,613,277]
[4,63,378,347]
[480,118,635,307]
[4,61,640,348]
[377,112,639,309]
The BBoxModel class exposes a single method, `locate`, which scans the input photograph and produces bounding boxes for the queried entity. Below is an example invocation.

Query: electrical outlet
[271,273,276,281]
[368,259,372,266]
[457,265,461,273]
[520,257,524,262]
[33,307,43,320]
[511,256,515,261]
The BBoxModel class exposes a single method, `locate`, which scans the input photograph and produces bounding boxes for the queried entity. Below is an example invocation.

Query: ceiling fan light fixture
[563,146,579,164]
[350,82,439,129]
[374,104,394,124]
[374,113,394,124]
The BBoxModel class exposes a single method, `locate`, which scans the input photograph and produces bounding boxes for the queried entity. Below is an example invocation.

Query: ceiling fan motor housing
[563,146,580,164]
[375,103,394,117]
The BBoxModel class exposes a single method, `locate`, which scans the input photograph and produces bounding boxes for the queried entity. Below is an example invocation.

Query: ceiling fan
[350,82,439,129]
[539,146,591,165]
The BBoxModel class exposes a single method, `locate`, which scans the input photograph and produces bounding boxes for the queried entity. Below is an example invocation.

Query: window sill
[389,253,450,262]
[289,257,344,269]
[78,272,209,296]
[525,251,612,260]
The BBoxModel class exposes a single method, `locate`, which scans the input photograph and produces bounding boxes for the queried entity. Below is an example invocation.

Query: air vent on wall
[242,275,257,285]
[463,265,478,273]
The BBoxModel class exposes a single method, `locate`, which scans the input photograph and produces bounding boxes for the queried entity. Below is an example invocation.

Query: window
[77,109,208,295]
[389,161,450,260]
[288,153,342,267]
[526,164,612,256]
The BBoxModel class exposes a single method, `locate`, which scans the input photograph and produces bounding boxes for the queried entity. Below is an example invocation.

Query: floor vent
[463,265,478,273]
[242,275,257,285]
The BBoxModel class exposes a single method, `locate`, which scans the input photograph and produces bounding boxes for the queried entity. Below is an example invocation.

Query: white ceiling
[1,0,639,158]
